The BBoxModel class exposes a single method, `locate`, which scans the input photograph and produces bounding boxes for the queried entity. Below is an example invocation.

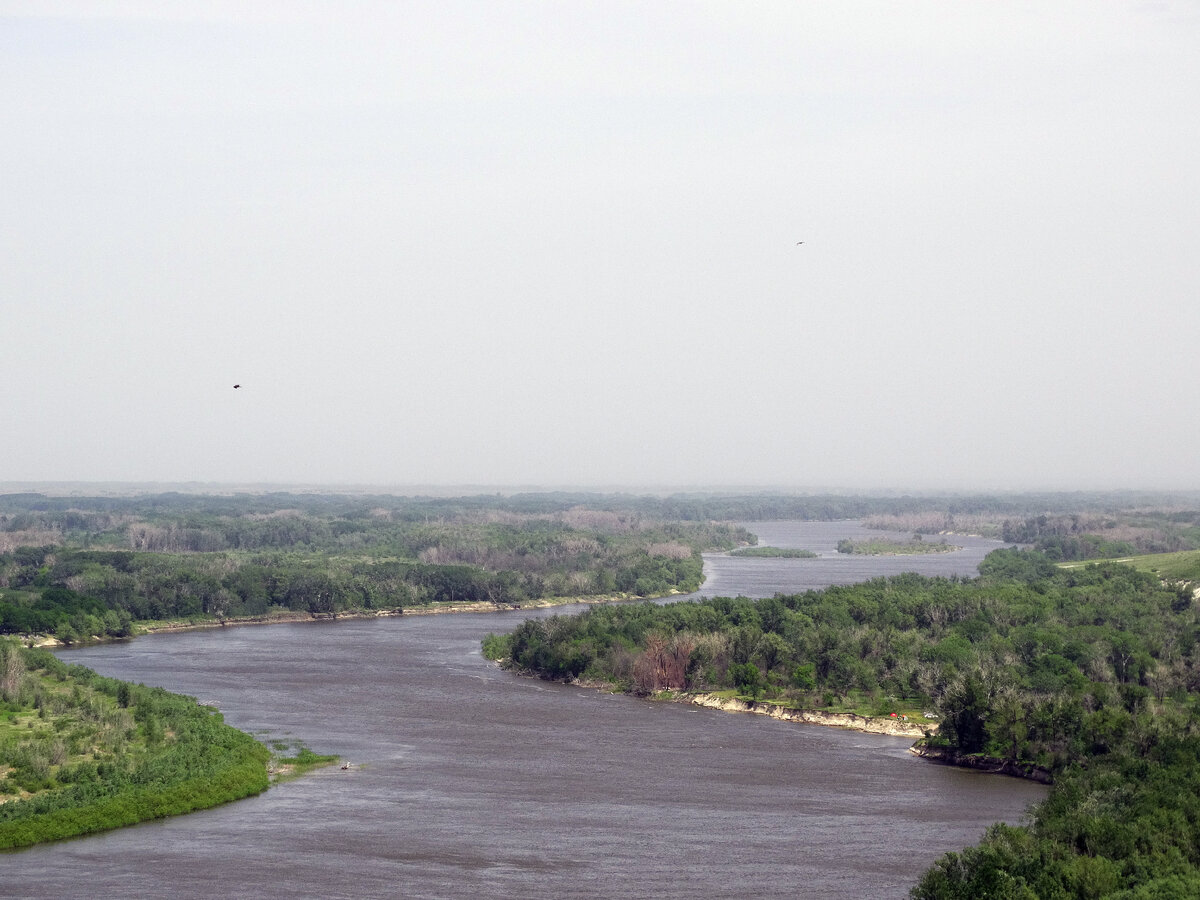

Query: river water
[8,522,1043,899]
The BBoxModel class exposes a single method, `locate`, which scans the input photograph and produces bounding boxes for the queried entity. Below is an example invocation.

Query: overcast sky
[3,2,1198,492]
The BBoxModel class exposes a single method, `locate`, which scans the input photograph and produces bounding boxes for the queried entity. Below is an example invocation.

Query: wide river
[10,522,1045,899]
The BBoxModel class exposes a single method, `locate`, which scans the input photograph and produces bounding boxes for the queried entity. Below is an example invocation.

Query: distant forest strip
[3,489,1200,640]
[864,506,1200,561]
[0,539,731,641]
[0,642,270,849]
[5,488,1199,560]
[0,493,752,640]
[487,550,1200,897]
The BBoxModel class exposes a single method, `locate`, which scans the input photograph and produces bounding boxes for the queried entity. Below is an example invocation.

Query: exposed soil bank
[679,692,1050,782]
[559,679,1050,783]
[908,744,1053,784]
[32,591,655,647]
[678,692,928,738]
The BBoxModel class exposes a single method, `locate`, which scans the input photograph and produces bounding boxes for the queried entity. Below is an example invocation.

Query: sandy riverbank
[679,692,929,738]
[558,673,933,738]
[30,591,654,648]
[566,680,1049,781]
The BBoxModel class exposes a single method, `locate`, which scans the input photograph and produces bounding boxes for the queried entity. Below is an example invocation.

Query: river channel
[9,521,1045,898]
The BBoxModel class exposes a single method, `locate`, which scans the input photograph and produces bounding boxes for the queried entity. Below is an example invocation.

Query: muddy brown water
[8,521,1043,898]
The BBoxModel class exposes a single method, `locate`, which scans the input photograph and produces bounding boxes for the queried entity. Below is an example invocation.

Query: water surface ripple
[9,522,1042,899]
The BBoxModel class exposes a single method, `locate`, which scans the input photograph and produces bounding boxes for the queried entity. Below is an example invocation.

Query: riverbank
[562,678,1049,782]
[908,743,1053,783]
[663,690,1051,782]
[29,591,659,648]
[0,646,273,850]
[679,691,928,738]
[558,672,932,738]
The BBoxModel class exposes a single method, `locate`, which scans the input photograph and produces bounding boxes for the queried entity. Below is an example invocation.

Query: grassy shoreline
[0,644,284,850]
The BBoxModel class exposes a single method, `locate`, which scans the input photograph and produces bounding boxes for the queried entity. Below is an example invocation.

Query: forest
[0,492,752,641]
[4,488,1199,644]
[486,549,1200,897]
[7,488,1200,884]
[0,640,272,848]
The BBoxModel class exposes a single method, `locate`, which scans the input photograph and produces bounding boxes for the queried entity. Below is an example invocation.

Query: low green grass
[838,539,960,556]
[268,741,339,782]
[730,547,818,559]
[1059,549,1200,582]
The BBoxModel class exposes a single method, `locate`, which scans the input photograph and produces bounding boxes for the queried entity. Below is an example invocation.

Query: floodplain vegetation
[486,548,1200,898]
[0,640,285,849]
[729,547,817,559]
[0,492,753,642]
[3,489,1199,644]
[865,503,1200,562]
[836,536,960,555]
[0,491,745,848]
[5,488,1200,872]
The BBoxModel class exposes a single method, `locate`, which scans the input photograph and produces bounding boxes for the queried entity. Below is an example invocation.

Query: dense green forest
[0,640,272,848]
[487,550,1200,897]
[0,492,752,640]
[5,489,1199,643]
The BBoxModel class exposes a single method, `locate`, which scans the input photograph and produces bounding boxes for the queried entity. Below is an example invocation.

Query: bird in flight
[233,384,241,389]
[796,241,805,245]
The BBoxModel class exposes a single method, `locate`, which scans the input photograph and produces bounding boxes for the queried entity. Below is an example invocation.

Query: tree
[729,662,764,699]
[0,641,25,702]
[754,632,790,673]
[939,673,991,754]
[791,662,816,691]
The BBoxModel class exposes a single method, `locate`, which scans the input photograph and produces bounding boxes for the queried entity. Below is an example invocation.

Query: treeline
[911,733,1200,898]
[863,505,1200,563]
[7,489,1200,552]
[0,517,743,638]
[1000,511,1200,561]
[0,584,134,641]
[0,642,269,848]
[652,490,1200,525]
[0,490,743,555]
[489,550,1200,895]
[494,551,1200,770]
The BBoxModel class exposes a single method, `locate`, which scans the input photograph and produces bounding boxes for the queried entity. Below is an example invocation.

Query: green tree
[938,673,990,754]
[791,663,816,691]
[729,662,763,699]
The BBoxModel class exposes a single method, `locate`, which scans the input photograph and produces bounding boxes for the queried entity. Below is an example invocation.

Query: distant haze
[3,2,1198,491]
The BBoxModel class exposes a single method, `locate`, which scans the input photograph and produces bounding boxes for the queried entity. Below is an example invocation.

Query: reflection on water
[9,522,1040,899]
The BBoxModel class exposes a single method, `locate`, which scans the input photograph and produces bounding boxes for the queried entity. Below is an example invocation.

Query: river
[7,521,1043,899]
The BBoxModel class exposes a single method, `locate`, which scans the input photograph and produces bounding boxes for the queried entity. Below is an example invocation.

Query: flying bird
[796,241,805,245]
[233,384,241,389]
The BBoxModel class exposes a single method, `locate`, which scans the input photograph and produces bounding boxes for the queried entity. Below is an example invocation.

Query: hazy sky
[3,1,1198,491]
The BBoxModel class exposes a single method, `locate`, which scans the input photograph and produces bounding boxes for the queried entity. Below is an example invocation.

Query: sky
[3,1,1199,492]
